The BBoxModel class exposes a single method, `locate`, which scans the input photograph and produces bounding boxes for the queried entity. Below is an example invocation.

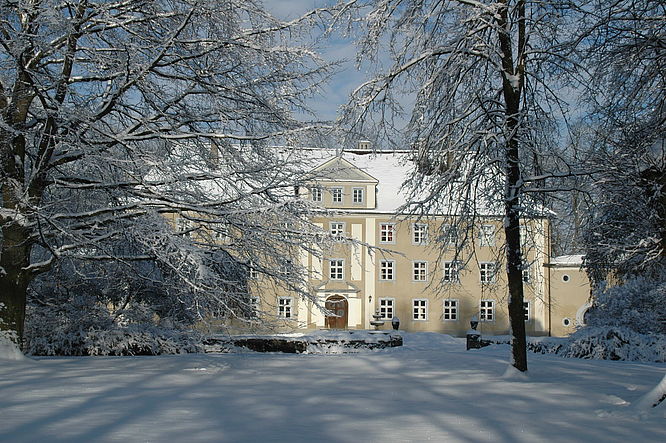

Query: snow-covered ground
[1,332,664,442]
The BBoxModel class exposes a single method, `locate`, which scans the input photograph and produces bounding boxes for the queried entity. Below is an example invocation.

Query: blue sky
[264,0,367,122]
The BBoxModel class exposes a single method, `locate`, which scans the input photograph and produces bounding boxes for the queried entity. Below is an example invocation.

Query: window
[380,223,395,243]
[480,300,494,322]
[413,299,428,320]
[412,223,428,244]
[443,299,458,321]
[329,259,344,280]
[249,267,259,279]
[352,187,364,204]
[280,259,293,277]
[176,216,194,234]
[413,261,428,281]
[523,301,530,322]
[380,260,395,281]
[330,222,345,240]
[311,187,322,202]
[249,296,260,318]
[443,224,458,245]
[520,225,531,250]
[278,297,292,318]
[443,261,460,283]
[379,298,395,320]
[479,224,495,247]
[331,187,343,203]
[479,262,496,283]
[522,261,531,284]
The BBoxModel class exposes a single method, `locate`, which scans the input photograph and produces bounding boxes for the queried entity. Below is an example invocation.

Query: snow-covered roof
[304,149,411,213]
[549,255,584,266]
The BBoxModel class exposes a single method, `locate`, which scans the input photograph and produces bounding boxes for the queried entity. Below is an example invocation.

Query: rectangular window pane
[353,188,364,203]
[524,301,530,322]
[443,261,460,282]
[329,259,344,280]
[413,261,427,281]
[480,262,496,283]
[480,300,494,322]
[443,299,458,321]
[380,223,395,243]
[311,188,322,202]
[380,260,395,281]
[379,298,394,320]
[278,297,292,318]
[330,222,345,240]
[413,223,428,244]
[479,224,495,247]
[412,299,428,320]
[331,188,342,203]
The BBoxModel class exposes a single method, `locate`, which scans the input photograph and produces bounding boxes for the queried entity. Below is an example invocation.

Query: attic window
[331,187,343,203]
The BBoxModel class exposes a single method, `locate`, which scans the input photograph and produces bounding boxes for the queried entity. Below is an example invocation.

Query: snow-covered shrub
[24,269,206,356]
[26,312,204,357]
[585,273,666,334]
[559,326,666,362]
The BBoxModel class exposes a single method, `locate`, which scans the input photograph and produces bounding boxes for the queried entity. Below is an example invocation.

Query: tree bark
[497,0,528,372]
[0,222,32,345]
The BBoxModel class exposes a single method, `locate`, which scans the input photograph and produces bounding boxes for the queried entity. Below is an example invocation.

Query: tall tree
[573,0,665,284]
[573,0,665,411]
[338,0,582,371]
[0,0,331,344]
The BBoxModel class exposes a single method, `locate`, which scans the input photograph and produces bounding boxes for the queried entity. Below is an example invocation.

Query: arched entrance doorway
[325,295,348,329]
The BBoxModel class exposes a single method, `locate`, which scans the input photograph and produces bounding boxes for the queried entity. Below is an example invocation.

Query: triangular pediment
[307,156,379,183]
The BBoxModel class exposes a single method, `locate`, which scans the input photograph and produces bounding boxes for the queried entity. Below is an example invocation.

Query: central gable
[308,156,379,183]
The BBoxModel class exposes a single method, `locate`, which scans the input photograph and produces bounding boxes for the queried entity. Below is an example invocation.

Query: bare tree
[0,0,333,344]
[572,0,665,284]
[336,0,589,372]
[572,0,665,410]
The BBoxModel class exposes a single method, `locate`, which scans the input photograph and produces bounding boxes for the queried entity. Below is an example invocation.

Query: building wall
[233,159,591,338]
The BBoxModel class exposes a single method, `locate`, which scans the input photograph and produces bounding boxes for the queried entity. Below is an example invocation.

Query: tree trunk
[498,0,528,372]
[0,221,32,346]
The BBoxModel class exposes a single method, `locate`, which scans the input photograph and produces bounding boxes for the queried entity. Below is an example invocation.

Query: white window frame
[480,299,495,322]
[442,261,461,283]
[380,260,395,281]
[352,187,364,204]
[379,223,396,243]
[330,222,345,240]
[479,224,496,247]
[443,224,458,245]
[479,262,496,284]
[331,187,343,203]
[443,299,459,321]
[412,261,428,282]
[412,223,428,245]
[249,267,259,280]
[524,301,530,322]
[311,187,322,202]
[329,259,344,280]
[379,298,395,320]
[522,261,531,284]
[412,299,428,321]
[278,297,293,319]
[249,296,260,318]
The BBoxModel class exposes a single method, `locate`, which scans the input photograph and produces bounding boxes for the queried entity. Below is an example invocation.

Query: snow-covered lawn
[1,333,664,442]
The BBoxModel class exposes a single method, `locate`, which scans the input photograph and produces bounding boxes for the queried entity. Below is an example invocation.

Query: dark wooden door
[325,295,348,329]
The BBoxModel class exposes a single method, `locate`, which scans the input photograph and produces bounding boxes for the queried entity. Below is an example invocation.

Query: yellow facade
[240,152,592,337]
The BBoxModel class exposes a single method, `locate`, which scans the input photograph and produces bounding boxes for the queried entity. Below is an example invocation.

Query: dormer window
[352,187,364,204]
[311,187,322,202]
[331,187,343,203]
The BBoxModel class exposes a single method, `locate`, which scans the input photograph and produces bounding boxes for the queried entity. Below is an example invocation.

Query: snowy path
[1,333,664,442]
